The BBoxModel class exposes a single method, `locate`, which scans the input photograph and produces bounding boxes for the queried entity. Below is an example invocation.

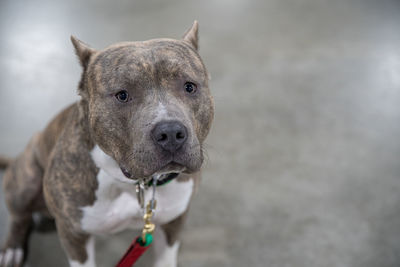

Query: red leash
[116,234,152,267]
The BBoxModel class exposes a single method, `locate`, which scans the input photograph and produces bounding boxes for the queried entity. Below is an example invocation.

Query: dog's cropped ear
[70,36,95,69]
[182,21,199,51]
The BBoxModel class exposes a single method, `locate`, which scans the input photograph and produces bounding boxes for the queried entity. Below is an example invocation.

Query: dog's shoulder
[42,102,99,226]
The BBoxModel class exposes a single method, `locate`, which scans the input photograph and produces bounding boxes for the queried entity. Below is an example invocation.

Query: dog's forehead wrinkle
[92,59,188,92]
[88,45,207,95]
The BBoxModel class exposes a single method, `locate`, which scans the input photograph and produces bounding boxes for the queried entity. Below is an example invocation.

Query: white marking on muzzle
[155,102,168,121]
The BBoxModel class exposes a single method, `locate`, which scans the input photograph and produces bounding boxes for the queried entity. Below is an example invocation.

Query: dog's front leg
[153,212,187,267]
[56,222,95,267]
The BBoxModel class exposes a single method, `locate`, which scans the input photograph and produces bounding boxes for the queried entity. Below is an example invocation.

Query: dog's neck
[90,145,138,185]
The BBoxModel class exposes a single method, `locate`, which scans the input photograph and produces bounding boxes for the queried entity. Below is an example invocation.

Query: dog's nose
[151,121,188,153]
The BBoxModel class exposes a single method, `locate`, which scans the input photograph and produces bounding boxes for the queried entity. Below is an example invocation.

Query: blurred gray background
[1,0,400,266]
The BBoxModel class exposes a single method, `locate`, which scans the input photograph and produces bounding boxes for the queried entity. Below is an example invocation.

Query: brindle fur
[0,21,214,266]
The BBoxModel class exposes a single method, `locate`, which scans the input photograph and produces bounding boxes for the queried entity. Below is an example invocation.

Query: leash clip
[140,174,160,243]
[141,200,156,243]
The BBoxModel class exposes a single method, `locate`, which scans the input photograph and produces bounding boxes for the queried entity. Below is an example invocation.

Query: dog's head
[72,21,214,181]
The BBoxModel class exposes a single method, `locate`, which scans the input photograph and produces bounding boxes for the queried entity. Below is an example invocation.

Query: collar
[147,172,179,187]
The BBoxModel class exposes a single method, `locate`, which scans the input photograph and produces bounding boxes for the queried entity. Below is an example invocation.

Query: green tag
[138,233,153,247]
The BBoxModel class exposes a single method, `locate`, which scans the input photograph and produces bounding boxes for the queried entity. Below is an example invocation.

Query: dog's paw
[0,247,23,267]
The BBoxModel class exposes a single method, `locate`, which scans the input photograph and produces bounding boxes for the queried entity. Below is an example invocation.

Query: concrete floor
[1,0,400,266]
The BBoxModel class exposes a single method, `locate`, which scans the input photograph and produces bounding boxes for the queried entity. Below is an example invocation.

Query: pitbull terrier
[0,21,214,267]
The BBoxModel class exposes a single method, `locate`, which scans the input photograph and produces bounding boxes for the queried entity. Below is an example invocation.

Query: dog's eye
[115,90,129,103]
[184,82,197,94]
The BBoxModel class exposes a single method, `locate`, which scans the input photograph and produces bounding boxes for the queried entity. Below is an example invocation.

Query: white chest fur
[80,146,193,235]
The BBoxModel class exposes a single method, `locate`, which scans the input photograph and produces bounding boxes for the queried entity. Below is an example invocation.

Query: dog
[0,21,214,267]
